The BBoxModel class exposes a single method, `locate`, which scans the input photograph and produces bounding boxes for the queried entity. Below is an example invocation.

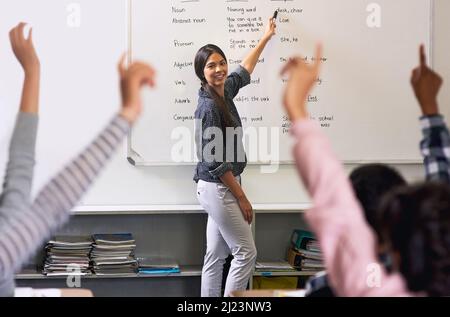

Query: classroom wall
[78,0,450,208]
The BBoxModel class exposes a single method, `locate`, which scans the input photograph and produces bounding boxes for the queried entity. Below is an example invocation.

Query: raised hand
[281,44,323,121]
[118,54,156,124]
[411,45,443,116]
[263,17,277,41]
[9,23,40,75]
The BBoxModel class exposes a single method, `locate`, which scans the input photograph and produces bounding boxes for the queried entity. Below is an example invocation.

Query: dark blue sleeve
[225,65,251,98]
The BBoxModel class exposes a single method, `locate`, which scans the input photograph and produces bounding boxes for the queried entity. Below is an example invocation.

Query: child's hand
[118,54,156,124]
[281,44,323,122]
[9,23,40,75]
[411,45,443,116]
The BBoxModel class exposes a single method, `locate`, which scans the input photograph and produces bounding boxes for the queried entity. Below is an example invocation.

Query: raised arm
[281,46,408,296]
[411,45,448,182]
[0,23,41,210]
[240,17,276,75]
[0,57,156,288]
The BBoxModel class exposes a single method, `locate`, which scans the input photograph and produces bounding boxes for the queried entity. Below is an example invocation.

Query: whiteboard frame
[126,0,435,167]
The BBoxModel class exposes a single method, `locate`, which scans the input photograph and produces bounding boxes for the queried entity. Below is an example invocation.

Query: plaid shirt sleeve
[420,115,450,182]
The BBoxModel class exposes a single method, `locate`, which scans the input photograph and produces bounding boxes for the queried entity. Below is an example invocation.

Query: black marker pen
[273,10,278,20]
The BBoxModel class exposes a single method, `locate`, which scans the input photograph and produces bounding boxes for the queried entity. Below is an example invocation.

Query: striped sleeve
[0,114,130,280]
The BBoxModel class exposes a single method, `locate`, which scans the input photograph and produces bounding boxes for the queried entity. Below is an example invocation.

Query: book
[292,248,323,261]
[49,235,93,246]
[137,256,179,270]
[255,261,296,272]
[139,268,181,275]
[291,229,316,250]
[287,248,324,272]
[92,233,135,245]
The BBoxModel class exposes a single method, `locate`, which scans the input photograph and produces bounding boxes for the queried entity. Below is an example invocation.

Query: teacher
[193,16,276,297]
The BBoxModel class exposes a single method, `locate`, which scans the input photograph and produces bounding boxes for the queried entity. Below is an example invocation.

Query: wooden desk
[230,290,278,297]
[15,288,93,297]
[230,289,306,297]
[60,289,93,297]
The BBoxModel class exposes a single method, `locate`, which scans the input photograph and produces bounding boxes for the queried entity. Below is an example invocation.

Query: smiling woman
[203,53,229,94]
[192,16,277,298]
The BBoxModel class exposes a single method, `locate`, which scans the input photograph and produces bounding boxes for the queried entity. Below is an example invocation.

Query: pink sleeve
[291,119,409,296]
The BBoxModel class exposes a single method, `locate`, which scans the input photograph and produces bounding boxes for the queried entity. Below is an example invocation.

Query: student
[282,45,450,296]
[193,17,276,297]
[305,44,448,297]
[1,23,40,208]
[412,45,448,182]
[0,26,156,296]
[306,164,407,296]
[0,22,41,296]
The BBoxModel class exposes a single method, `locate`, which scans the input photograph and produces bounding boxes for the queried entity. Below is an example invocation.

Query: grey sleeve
[0,114,130,287]
[0,112,38,212]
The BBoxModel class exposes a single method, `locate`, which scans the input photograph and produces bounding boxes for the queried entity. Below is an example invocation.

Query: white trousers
[197,178,257,297]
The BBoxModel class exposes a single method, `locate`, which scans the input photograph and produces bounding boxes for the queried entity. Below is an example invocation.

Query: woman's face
[203,52,228,88]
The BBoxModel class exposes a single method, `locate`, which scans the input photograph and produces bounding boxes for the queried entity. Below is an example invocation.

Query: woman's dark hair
[379,182,450,296]
[194,44,234,127]
[350,164,406,242]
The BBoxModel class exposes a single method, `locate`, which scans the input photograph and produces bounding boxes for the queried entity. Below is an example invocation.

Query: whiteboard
[0,1,442,211]
[129,0,432,166]
[0,0,128,199]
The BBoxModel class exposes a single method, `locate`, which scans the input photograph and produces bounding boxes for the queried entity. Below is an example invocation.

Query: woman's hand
[238,195,253,225]
[240,16,277,75]
[118,54,156,124]
[263,17,277,41]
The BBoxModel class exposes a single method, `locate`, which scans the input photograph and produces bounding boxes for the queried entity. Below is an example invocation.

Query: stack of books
[90,233,138,276]
[43,236,93,276]
[137,256,180,275]
[287,230,325,273]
